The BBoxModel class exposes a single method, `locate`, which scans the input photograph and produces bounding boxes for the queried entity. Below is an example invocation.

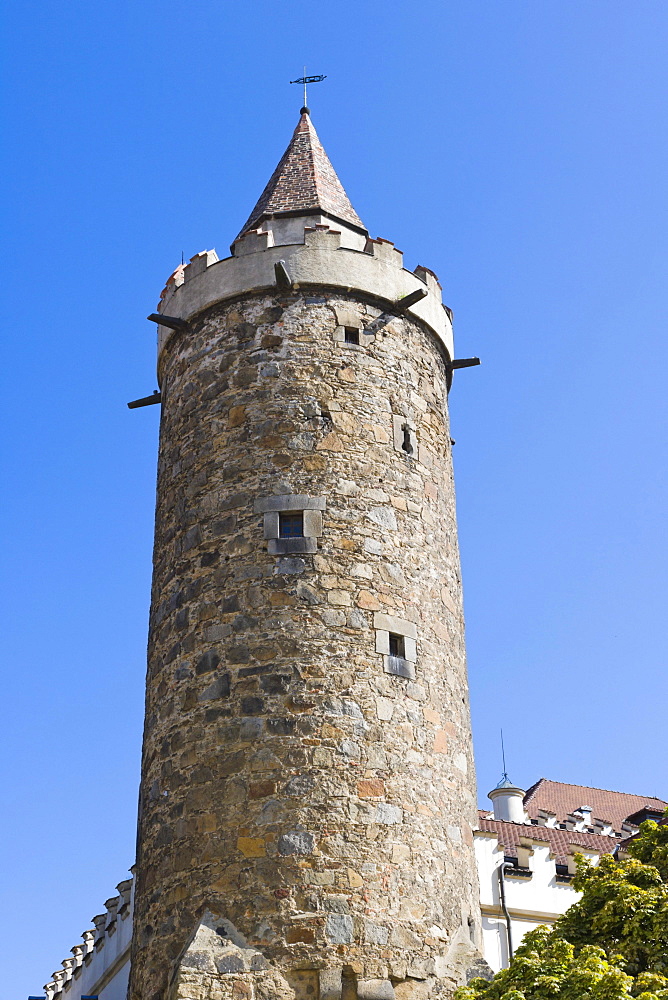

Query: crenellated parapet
[154,223,455,373]
[44,873,134,1000]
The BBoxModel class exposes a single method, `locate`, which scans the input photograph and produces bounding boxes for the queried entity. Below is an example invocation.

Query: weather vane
[290,68,327,111]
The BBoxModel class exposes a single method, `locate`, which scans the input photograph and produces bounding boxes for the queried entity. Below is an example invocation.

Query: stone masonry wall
[130,290,481,1000]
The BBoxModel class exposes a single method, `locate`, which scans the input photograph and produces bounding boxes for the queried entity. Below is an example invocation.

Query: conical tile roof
[235,111,366,240]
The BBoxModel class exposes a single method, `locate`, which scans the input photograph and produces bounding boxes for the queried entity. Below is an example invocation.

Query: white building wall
[474,833,599,973]
[45,876,134,1000]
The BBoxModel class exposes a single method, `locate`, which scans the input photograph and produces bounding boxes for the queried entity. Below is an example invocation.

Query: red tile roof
[523,779,667,835]
[235,112,365,240]
[477,814,621,867]
[618,814,668,852]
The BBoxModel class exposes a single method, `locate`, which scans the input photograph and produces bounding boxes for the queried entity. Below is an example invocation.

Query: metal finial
[501,728,508,781]
[290,68,327,111]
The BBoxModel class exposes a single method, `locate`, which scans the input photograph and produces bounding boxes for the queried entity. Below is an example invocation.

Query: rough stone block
[254,494,327,513]
[376,697,394,721]
[325,913,354,944]
[384,655,416,680]
[302,509,323,537]
[375,803,403,825]
[263,511,280,539]
[275,557,306,575]
[403,636,417,662]
[373,611,417,639]
[198,674,231,701]
[268,537,317,554]
[334,305,362,327]
[366,506,397,531]
[277,830,315,856]
[375,630,390,655]
[390,925,423,950]
[355,785,381,810]
[374,613,417,639]
[364,920,390,945]
[237,837,265,857]
[319,968,343,1000]
[392,843,411,863]
[357,980,395,1000]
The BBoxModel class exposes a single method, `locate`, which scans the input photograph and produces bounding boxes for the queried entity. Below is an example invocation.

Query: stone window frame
[254,494,326,555]
[393,414,419,461]
[373,612,417,679]
[332,306,375,350]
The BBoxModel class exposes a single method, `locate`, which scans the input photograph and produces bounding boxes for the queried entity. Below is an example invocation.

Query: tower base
[166,913,490,1000]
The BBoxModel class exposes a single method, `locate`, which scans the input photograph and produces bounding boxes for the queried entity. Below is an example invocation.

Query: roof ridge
[479,815,622,836]
[524,777,666,804]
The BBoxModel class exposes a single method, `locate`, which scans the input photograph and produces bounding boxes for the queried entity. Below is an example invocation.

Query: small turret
[488,776,527,823]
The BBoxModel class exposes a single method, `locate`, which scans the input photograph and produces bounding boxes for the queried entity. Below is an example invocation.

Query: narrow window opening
[388,632,405,658]
[279,511,304,538]
[401,424,414,455]
[344,327,360,345]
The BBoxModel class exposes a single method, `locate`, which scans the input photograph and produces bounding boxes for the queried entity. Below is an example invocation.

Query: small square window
[388,633,405,658]
[279,512,304,538]
[344,327,360,345]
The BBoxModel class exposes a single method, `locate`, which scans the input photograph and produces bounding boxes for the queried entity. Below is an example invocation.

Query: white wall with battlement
[155,224,454,371]
[43,875,134,1000]
[246,213,368,252]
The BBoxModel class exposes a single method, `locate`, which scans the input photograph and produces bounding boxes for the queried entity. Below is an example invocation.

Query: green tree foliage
[627,817,668,882]
[456,818,668,1000]
[557,854,667,975]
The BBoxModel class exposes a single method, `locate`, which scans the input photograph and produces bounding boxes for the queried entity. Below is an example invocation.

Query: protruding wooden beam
[128,391,162,409]
[274,260,293,290]
[448,357,480,370]
[395,287,428,310]
[147,313,189,331]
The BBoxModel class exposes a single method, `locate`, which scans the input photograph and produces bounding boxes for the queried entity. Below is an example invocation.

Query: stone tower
[130,110,483,1000]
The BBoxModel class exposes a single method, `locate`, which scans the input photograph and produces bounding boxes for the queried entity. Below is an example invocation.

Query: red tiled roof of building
[235,111,365,240]
[477,814,621,867]
[618,814,668,853]
[523,779,667,835]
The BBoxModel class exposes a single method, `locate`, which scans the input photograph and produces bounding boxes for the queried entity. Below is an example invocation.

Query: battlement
[364,235,404,267]
[154,224,454,369]
[44,874,134,1000]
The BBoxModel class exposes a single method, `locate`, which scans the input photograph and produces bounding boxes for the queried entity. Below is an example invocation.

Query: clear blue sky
[2,1,667,995]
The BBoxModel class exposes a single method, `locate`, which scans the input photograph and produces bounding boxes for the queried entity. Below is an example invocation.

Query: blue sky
[2,1,667,995]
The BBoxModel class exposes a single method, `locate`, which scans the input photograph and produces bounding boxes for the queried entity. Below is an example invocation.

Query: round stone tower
[130,111,483,1000]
